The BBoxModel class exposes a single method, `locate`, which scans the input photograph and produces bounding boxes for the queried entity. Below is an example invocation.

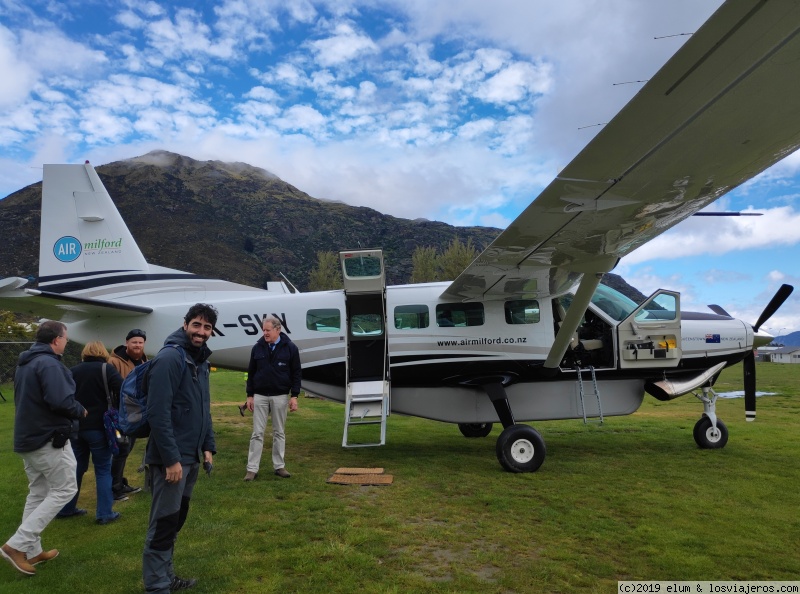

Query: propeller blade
[753,284,794,332]
[708,304,731,317]
[743,351,756,422]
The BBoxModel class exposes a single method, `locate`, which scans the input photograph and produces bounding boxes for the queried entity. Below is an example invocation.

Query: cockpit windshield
[590,284,640,321]
[560,283,640,322]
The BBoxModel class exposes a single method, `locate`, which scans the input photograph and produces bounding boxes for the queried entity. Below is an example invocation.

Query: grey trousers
[6,444,77,558]
[142,463,199,594]
[246,393,288,472]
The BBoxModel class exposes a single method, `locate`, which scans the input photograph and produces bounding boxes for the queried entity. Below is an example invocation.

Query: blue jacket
[145,328,216,467]
[13,342,85,453]
[246,333,301,397]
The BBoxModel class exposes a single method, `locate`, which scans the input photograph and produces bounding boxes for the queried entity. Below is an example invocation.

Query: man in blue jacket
[142,304,217,593]
[243,315,301,481]
[2,321,86,576]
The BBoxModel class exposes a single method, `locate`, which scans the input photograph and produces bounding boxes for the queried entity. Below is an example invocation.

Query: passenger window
[351,313,383,336]
[505,300,540,324]
[394,305,429,329]
[435,303,484,327]
[307,309,341,332]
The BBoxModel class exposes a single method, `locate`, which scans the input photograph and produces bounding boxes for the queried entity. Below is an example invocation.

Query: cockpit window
[561,283,639,322]
[592,284,639,321]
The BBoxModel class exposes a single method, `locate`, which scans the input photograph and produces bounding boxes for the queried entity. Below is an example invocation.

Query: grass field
[1,363,799,593]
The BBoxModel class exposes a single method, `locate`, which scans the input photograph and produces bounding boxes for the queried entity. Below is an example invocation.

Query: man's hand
[246,395,254,412]
[289,396,298,412]
[165,462,183,484]
[203,451,213,476]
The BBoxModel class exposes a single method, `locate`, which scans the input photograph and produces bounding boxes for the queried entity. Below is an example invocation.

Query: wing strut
[544,272,605,369]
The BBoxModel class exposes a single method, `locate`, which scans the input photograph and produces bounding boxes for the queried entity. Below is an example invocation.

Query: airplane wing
[443,0,800,302]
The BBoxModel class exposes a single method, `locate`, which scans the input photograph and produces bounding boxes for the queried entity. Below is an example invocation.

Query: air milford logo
[53,236,123,263]
[84,238,123,251]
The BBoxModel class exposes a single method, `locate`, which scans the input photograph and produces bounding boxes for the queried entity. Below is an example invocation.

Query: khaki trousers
[246,394,288,472]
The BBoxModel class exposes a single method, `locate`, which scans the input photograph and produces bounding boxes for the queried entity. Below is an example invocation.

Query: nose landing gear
[692,385,729,449]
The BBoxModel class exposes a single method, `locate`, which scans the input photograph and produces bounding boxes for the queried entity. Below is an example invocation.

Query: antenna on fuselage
[278,272,300,294]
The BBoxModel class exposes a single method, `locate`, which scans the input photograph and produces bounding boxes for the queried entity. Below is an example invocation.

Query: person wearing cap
[109,328,148,500]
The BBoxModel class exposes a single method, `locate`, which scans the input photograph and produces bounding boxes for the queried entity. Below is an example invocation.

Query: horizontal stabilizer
[24,289,152,314]
[0,278,151,320]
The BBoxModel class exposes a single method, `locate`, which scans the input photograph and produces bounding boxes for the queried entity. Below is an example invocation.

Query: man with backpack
[142,304,217,593]
[109,328,148,501]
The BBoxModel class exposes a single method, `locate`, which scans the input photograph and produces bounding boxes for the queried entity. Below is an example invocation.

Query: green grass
[1,363,799,593]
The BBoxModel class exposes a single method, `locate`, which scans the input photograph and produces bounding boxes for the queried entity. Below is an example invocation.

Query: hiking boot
[243,471,257,481]
[28,549,59,565]
[274,468,291,478]
[170,575,197,591]
[1,544,35,576]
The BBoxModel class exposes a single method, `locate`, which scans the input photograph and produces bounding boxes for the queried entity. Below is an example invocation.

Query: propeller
[742,284,794,422]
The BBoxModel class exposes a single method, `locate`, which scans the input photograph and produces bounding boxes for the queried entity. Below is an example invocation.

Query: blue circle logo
[53,236,82,263]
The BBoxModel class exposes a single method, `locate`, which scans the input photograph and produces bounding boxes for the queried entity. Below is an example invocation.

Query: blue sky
[1,0,798,335]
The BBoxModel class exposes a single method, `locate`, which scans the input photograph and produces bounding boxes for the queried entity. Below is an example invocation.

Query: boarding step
[575,365,603,424]
[343,380,389,448]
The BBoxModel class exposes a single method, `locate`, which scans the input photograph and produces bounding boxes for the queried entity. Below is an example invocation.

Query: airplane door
[339,249,390,446]
[617,290,682,370]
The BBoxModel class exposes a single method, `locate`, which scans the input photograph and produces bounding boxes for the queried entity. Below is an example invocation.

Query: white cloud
[475,61,552,104]
[0,26,38,109]
[309,22,378,67]
[20,28,108,78]
[623,206,800,265]
[79,108,133,143]
[245,85,280,101]
[273,104,327,133]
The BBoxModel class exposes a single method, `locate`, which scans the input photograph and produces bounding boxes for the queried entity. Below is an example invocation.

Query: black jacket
[13,343,85,452]
[246,333,301,397]
[145,328,216,467]
[70,358,123,431]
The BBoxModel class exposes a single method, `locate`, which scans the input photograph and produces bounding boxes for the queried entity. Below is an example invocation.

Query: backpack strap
[161,344,189,376]
[101,363,113,411]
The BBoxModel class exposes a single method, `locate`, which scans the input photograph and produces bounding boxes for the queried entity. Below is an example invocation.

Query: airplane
[1,0,799,473]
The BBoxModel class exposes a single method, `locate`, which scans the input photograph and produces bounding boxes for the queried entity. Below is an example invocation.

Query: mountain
[0,150,642,299]
[774,331,800,346]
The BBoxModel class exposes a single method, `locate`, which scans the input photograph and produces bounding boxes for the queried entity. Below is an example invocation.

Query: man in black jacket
[2,321,86,576]
[142,304,217,593]
[109,328,148,500]
[243,315,301,480]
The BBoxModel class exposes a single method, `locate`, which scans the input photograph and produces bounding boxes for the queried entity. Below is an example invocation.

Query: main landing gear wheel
[458,423,493,438]
[693,417,729,449]
[495,424,546,473]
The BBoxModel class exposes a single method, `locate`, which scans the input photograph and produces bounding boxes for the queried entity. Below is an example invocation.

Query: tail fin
[39,162,149,280]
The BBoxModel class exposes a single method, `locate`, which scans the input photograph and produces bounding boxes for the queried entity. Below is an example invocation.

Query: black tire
[458,423,493,438]
[693,416,729,449]
[495,424,546,473]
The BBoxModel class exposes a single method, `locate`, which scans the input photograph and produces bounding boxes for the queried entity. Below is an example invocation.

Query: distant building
[755,346,781,362]
[770,346,800,364]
